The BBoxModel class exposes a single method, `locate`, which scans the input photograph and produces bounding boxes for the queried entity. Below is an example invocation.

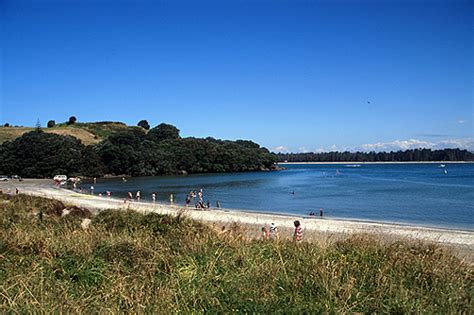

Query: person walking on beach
[170,193,174,204]
[319,208,324,217]
[128,192,133,201]
[152,193,156,203]
[136,191,141,201]
[216,200,221,208]
[293,220,303,242]
[261,227,270,240]
[269,223,278,240]
[90,185,94,195]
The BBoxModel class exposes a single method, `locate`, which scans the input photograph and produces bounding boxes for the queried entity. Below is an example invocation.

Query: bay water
[89,163,474,230]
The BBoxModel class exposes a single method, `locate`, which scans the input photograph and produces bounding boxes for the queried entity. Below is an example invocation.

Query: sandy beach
[1,179,473,259]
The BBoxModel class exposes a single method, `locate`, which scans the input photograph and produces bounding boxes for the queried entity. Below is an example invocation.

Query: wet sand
[1,179,473,261]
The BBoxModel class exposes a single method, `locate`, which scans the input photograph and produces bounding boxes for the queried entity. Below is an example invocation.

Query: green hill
[0,121,136,145]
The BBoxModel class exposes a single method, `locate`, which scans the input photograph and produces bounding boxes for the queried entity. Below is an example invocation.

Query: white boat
[439,164,446,168]
[345,164,361,168]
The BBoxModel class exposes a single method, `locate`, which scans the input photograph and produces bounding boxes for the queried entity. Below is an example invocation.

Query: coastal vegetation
[278,148,474,162]
[0,121,277,178]
[0,130,105,178]
[0,193,472,313]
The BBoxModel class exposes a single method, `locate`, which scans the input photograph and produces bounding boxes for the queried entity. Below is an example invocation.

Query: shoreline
[1,179,473,251]
[278,161,474,165]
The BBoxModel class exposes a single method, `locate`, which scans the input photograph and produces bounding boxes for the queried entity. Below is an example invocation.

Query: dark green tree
[137,120,150,130]
[47,120,56,128]
[147,123,180,142]
[67,116,77,125]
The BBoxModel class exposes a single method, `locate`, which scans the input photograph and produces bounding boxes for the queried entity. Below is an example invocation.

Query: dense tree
[0,121,314,178]
[137,120,150,130]
[277,148,474,162]
[147,123,180,142]
[0,130,105,177]
[3,123,9,127]
[94,125,278,176]
[47,120,56,128]
[67,116,77,125]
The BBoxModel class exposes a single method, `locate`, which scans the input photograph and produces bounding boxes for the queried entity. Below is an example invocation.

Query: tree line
[0,122,278,178]
[277,148,474,162]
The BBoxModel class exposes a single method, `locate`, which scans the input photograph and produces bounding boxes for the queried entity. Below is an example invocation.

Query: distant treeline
[0,123,278,178]
[278,148,474,162]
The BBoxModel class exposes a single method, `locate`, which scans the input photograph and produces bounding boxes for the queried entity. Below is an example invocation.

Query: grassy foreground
[0,194,472,313]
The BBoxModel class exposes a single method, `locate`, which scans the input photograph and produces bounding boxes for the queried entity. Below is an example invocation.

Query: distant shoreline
[278,161,474,165]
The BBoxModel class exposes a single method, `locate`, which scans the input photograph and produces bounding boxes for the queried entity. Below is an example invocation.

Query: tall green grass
[0,194,472,313]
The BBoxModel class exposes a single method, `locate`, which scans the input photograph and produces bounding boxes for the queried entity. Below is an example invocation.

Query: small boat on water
[345,164,361,168]
[439,164,446,168]
[444,169,448,175]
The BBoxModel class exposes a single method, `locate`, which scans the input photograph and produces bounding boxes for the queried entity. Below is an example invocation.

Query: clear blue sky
[1,0,472,152]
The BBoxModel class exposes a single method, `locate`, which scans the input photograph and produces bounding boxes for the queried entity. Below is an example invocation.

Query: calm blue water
[88,163,474,230]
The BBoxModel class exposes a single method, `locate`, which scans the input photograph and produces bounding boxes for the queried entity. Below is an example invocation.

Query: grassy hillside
[0,122,136,145]
[0,194,472,313]
[64,121,133,139]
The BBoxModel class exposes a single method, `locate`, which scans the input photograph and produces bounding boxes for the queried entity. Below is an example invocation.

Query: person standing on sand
[261,227,270,240]
[152,193,156,203]
[136,191,141,201]
[90,185,94,195]
[293,220,303,242]
[319,208,324,217]
[269,223,278,240]
[170,193,174,204]
[216,201,221,208]
[128,192,133,201]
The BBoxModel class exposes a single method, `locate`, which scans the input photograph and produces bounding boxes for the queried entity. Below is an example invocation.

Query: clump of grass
[0,194,472,313]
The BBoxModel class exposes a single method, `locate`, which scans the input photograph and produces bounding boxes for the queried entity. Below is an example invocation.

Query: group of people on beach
[261,222,279,240]
[309,208,324,217]
[261,221,303,242]
[185,189,220,209]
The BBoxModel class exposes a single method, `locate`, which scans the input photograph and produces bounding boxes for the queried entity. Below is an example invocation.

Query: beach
[1,179,473,260]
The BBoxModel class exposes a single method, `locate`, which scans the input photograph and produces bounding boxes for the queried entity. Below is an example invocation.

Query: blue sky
[1,0,472,152]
